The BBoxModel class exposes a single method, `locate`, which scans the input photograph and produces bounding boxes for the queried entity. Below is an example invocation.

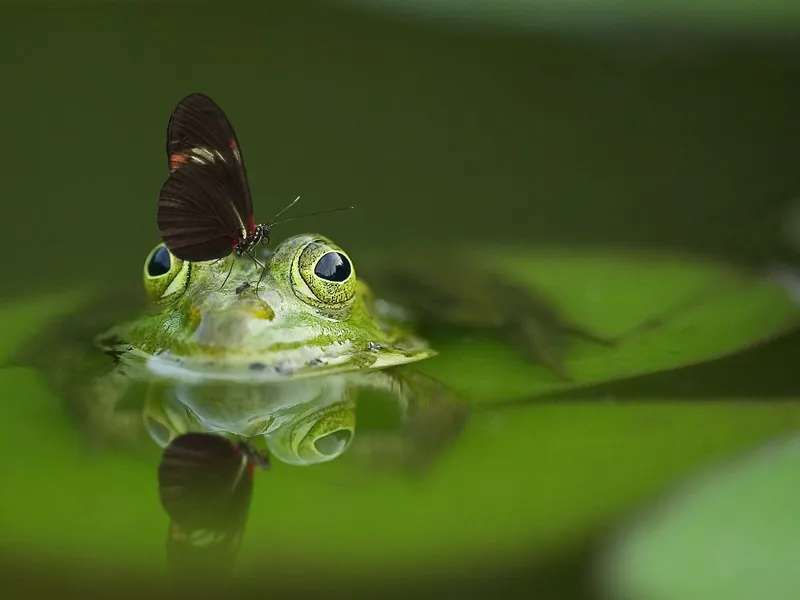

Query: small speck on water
[368,342,383,352]
[249,362,266,371]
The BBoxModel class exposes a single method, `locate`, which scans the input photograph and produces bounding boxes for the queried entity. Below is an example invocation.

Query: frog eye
[292,239,356,308]
[313,251,352,283]
[143,243,190,302]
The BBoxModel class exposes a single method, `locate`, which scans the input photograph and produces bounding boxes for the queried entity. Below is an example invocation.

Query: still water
[2,2,800,598]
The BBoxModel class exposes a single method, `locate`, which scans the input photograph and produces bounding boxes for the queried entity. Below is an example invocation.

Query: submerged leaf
[601,432,800,600]
[418,246,798,403]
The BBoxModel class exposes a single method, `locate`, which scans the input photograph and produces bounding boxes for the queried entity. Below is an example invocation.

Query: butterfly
[157,93,276,264]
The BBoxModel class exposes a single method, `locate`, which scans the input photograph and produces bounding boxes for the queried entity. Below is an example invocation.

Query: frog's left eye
[292,239,356,308]
[143,243,189,302]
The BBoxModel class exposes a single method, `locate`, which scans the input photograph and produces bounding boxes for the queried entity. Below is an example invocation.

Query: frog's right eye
[143,243,189,302]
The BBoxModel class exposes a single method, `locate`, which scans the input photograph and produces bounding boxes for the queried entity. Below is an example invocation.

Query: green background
[1,2,799,598]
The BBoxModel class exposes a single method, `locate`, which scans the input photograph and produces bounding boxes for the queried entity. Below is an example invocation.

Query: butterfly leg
[219,258,237,291]
[245,251,267,293]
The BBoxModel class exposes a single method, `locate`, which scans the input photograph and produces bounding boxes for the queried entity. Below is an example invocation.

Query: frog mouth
[143,344,435,385]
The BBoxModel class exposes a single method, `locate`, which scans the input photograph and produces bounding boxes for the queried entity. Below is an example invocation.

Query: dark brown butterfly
[157,93,273,263]
[157,432,270,575]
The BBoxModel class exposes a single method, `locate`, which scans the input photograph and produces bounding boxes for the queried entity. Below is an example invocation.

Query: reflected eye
[314,252,351,282]
[263,399,356,466]
[313,429,353,456]
[148,246,172,277]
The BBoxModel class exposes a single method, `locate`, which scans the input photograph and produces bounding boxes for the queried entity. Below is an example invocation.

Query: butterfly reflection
[157,432,270,576]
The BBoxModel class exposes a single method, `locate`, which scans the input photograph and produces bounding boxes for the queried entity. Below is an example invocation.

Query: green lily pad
[601,431,800,600]
[418,247,798,403]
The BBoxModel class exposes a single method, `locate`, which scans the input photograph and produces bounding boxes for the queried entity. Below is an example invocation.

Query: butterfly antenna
[267,196,302,226]
[270,205,355,227]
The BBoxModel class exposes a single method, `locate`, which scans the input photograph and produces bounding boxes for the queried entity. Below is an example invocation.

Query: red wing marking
[169,152,189,171]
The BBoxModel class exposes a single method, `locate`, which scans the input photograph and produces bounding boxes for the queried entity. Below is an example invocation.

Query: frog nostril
[241,299,275,320]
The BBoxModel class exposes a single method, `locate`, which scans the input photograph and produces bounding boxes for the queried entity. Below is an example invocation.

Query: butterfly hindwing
[157,160,251,262]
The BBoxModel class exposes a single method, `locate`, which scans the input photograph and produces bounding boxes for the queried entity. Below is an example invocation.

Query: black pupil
[314,252,351,282]
[148,246,172,277]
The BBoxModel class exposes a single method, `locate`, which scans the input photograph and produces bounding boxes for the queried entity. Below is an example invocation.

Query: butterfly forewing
[167,94,251,203]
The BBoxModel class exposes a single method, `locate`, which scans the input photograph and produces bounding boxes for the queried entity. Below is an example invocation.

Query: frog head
[120,233,434,383]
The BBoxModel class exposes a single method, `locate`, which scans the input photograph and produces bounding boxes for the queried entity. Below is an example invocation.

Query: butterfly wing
[166,93,253,226]
[158,160,252,262]
[158,433,255,528]
[165,521,246,576]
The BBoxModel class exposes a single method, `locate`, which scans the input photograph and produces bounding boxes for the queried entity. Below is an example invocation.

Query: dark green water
[2,3,800,598]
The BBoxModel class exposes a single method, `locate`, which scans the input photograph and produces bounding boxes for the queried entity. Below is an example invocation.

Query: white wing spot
[190,147,217,164]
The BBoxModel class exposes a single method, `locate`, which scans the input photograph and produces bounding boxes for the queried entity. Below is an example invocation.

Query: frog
[15,232,612,471]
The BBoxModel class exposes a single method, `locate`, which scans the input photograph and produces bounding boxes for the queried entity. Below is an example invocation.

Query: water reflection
[157,432,269,576]
[81,357,468,472]
[132,369,465,575]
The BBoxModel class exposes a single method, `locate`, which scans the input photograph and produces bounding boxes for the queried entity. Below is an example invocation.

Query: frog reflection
[141,368,465,470]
